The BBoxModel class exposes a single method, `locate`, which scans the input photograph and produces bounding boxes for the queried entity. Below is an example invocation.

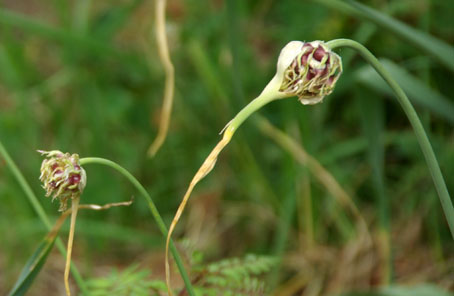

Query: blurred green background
[0,0,453,295]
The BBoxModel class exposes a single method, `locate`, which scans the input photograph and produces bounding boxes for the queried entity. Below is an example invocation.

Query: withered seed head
[38,150,86,211]
[278,40,342,105]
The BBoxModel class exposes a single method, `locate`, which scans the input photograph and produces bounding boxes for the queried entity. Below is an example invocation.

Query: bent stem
[64,196,79,296]
[148,0,175,157]
[326,38,454,238]
[78,157,195,296]
[165,76,283,295]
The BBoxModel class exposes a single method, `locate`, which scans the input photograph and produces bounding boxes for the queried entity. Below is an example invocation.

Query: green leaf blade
[8,236,57,296]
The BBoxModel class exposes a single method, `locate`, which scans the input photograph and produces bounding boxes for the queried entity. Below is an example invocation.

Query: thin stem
[165,76,282,295]
[64,196,79,296]
[327,38,454,238]
[79,157,195,296]
[0,140,87,292]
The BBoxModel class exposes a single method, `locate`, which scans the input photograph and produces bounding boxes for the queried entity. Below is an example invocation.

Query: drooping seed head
[277,40,342,105]
[38,150,86,211]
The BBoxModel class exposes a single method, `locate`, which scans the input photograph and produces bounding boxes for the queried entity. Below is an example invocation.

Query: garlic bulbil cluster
[277,40,342,105]
[39,150,86,211]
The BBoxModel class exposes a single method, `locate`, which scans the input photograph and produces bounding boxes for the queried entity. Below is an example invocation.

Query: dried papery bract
[147,0,175,157]
[39,150,86,296]
[165,40,343,295]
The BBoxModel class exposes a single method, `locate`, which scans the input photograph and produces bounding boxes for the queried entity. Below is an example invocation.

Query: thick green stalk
[79,157,195,296]
[0,140,87,293]
[225,76,281,135]
[326,39,454,238]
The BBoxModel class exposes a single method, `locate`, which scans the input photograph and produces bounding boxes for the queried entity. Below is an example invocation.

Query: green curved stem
[0,140,87,293]
[79,157,195,296]
[326,39,454,238]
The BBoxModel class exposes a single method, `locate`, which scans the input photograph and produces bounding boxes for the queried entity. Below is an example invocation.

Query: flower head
[38,150,86,211]
[277,40,342,105]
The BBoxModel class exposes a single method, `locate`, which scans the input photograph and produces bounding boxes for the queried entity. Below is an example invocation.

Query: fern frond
[85,264,167,296]
[196,254,276,295]
[85,255,276,296]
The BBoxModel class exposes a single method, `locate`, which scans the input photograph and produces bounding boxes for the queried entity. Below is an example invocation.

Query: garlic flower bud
[38,150,86,211]
[277,40,342,105]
